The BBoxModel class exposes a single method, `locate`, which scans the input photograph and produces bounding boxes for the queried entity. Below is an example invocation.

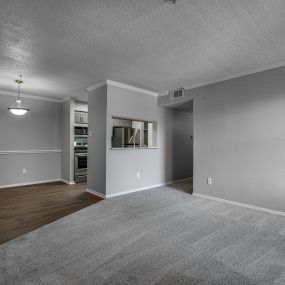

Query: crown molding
[0,150,62,155]
[183,61,285,92]
[0,90,62,102]
[106,80,158,97]
[86,79,158,97]
[86,81,107,92]
[157,61,285,96]
[60,97,72,103]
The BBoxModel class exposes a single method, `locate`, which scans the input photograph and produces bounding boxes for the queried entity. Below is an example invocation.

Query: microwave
[74,126,88,135]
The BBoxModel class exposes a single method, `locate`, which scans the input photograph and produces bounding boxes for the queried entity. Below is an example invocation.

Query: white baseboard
[105,182,168,198]
[85,188,106,199]
[193,193,285,217]
[61,179,75,185]
[85,182,166,199]
[0,179,62,189]
[86,183,165,199]
[86,177,193,199]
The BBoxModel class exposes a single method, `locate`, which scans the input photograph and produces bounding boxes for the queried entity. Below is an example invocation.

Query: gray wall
[106,85,173,195]
[172,110,193,180]
[61,100,74,183]
[0,95,62,186]
[193,66,285,212]
[88,85,107,195]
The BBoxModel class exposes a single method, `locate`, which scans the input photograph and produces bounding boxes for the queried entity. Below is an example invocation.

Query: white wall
[0,95,62,187]
[193,66,285,212]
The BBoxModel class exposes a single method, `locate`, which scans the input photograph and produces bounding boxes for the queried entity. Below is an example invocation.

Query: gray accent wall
[172,110,193,180]
[106,85,173,196]
[88,85,107,195]
[193,66,285,212]
[0,95,62,186]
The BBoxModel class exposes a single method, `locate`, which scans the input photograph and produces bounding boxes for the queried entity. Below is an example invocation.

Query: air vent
[169,87,185,100]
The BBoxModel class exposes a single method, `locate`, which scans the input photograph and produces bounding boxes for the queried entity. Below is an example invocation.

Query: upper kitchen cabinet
[75,111,88,124]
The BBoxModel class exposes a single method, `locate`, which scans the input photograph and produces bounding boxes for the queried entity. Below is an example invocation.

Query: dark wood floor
[0,182,102,244]
[171,178,193,194]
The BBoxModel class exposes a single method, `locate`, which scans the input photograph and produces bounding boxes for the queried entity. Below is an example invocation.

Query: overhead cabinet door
[75,111,88,124]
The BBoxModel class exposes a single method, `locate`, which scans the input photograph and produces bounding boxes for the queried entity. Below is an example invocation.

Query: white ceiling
[1,0,285,100]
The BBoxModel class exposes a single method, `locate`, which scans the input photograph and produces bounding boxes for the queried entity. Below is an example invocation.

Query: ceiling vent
[169,87,185,100]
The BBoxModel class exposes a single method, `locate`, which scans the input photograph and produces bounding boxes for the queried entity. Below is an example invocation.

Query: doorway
[171,99,193,194]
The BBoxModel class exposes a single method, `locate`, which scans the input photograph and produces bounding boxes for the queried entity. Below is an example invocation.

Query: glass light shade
[8,107,29,115]
[8,98,30,116]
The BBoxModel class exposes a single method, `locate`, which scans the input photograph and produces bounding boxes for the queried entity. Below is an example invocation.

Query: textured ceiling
[1,0,285,100]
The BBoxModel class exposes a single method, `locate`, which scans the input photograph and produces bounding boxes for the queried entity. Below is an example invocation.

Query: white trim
[106,183,168,198]
[86,188,106,199]
[60,97,71,103]
[86,81,107,92]
[69,99,75,186]
[86,183,167,198]
[0,150,62,155]
[61,179,75,185]
[86,79,158,96]
[86,177,192,199]
[106,80,158,97]
[0,90,62,102]
[0,179,62,189]
[183,61,285,92]
[193,193,285,217]
[110,147,158,150]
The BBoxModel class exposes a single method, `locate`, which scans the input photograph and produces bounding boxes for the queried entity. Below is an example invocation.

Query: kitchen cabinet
[75,111,88,124]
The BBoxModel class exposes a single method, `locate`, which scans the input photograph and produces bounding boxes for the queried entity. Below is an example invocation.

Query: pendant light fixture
[8,76,30,116]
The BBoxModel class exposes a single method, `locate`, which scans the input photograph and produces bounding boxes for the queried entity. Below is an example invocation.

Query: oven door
[76,153,87,167]
[75,153,87,169]
[75,153,87,182]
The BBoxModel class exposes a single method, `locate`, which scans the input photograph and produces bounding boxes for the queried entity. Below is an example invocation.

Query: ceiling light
[8,76,30,116]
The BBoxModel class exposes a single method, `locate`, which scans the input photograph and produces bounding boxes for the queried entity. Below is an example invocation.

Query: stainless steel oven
[74,152,87,183]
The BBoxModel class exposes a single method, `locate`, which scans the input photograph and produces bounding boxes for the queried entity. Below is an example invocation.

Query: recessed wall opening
[157,97,194,194]
[111,116,158,149]
[171,99,193,194]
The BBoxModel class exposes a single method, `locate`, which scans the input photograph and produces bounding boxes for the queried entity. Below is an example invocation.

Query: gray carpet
[1,184,285,285]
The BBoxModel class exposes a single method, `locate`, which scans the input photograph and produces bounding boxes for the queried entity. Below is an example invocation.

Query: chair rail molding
[0,150,62,155]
